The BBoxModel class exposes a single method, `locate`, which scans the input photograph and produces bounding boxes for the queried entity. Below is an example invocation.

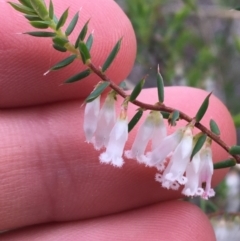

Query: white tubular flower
[163,127,193,185]
[83,96,100,143]
[125,111,166,163]
[143,128,184,167]
[92,93,116,150]
[99,109,128,167]
[198,143,215,199]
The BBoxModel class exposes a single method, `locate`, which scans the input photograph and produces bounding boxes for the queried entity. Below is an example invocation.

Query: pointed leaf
[128,109,143,132]
[229,145,240,155]
[79,41,91,64]
[161,111,170,119]
[52,37,69,46]
[156,65,164,103]
[48,55,76,72]
[30,0,49,20]
[195,92,212,122]
[168,110,180,126]
[119,81,127,90]
[129,78,145,102]
[52,44,67,52]
[56,8,69,30]
[29,20,49,29]
[74,19,90,48]
[86,82,110,102]
[86,33,93,51]
[190,133,207,160]
[64,69,91,83]
[210,119,220,135]
[49,0,54,19]
[102,38,122,72]
[65,11,79,36]
[24,31,56,37]
[18,0,32,8]
[8,2,35,14]
[24,14,42,21]
[214,159,236,169]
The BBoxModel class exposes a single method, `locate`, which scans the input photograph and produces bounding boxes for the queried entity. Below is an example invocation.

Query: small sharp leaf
[229,145,240,155]
[128,109,143,132]
[74,19,90,48]
[65,11,79,36]
[210,119,220,135]
[24,31,56,37]
[18,0,32,8]
[195,92,212,122]
[49,0,54,19]
[191,133,207,160]
[64,69,91,83]
[30,0,49,20]
[79,41,91,64]
[8,2,35,14]
[161,111,170,119]
[129,78,145,102]
[56,8,69,30]
[86,33,93,51]
[86,82,110,102]
[119,81,127,90]
[47,55,77,72]
[52,44,67,52]
[102,38,122,72]
[168,110,180,126]
[52,37,69,46]
[156,65,164,103]
[29,20,50,29]
[214,159,236,169]
[24,14,42,21]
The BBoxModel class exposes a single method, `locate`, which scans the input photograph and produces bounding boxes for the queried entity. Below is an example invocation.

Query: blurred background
[115,0,240,240]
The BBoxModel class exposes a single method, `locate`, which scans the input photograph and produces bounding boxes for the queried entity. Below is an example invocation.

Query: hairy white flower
[125,111,166,163]
[83,96,100,142]
[99,110,128,167]
[92,94,116,150]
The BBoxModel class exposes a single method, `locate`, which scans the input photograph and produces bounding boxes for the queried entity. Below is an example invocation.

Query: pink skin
[0,0,236,240]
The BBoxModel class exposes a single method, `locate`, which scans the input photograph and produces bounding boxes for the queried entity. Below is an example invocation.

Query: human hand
[0,0,236,240]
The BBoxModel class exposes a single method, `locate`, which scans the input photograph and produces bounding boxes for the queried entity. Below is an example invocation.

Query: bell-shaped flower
[142,128,185,169]
[125,111,166,163]
[99,109,128,167]
[92,93,116,150]
[162,127,193,185]
[83,96,100,142]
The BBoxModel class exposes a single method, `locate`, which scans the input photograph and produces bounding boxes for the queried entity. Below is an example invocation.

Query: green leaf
[128,109,143,132]
[119,81,127,90]
[74,19,90,48]
[24,14,42,21]
[210,119,220,135]
[52,37,69,46]
[161,111,170,119]
[102,38,122,72]
[195,92,212,122]
[86,33,93,51]
[18,0,32,8]
[30,0,49,20]
[29,20,49,29]
[86,82,110,102]
[47,55,77,72]
[56,8,69,30]
[168,110,180,126]
[24,31,56,37]
[156,65,164,103]
[129,78,145,102]
[229,145,240,155]
[49,0,54,19]
[190,133,207,160]
[52,44,67,52]
[8,2,35,14]
[214,159,236,169]
[65,11,79,36]
[64,69,91,83]
[79,41,91,64]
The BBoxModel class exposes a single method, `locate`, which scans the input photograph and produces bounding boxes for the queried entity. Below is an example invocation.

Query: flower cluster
[84,95,215,199]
